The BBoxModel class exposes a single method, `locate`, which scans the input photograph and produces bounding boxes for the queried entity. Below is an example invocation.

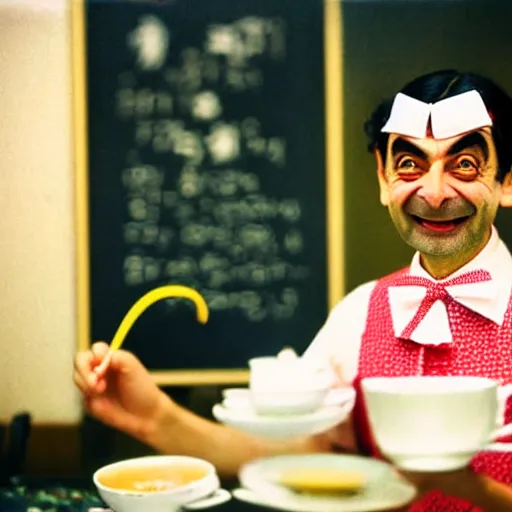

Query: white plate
[236,454,417,512]
[222,387,356,412]
[212,403,353,439]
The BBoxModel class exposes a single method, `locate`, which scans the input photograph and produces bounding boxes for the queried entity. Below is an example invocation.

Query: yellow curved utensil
[110,285,209,351]
[95,285,209,375]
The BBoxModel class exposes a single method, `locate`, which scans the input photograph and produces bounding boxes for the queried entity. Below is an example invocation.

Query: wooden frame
[70,0,344,386]
[325,0,345,307]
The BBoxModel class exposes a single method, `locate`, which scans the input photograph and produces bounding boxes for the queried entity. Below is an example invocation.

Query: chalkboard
[72,0,343,384]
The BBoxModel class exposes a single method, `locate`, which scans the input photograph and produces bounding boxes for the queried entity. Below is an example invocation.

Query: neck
[419,230,492,280]
[420,256,470,280]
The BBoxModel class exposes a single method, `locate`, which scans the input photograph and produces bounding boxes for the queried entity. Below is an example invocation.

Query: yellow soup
[98,465,208,493]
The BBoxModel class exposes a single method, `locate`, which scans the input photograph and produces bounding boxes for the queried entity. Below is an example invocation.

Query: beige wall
[0,0,82,423]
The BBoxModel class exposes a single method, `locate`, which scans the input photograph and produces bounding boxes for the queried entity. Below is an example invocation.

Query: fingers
[74,350,95,382]
[329,356,349,387]
[93,342,139,375]
[73,341,143,397]
[108,348,143,374]
[73,360,104,395]
[73,342,111,393]
[73,369,89,394]
[92,342,110,360]
[74,342,109,374]
[94,350,113,378]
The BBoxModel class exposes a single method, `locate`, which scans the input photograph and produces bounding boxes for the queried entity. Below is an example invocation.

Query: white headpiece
[381,90,492,139]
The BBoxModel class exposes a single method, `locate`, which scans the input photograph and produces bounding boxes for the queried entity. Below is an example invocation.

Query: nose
[416,163,456,209]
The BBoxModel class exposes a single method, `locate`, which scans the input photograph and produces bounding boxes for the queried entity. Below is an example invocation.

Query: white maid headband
[381,90,493,139]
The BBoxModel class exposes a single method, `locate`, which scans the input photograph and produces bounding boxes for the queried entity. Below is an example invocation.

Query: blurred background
[0,0,511,478]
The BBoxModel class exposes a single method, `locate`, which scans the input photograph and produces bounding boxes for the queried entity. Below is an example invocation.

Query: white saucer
[212,402,353,439]
[386,442,512,472]
[222,387,356,411]
[235,454,417,512]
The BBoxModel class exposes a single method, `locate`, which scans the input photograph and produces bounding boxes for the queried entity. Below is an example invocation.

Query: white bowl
[251,386,330,415]
[93,455,230,512]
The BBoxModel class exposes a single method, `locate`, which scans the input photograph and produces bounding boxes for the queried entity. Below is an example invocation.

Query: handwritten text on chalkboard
[106,14,314,324]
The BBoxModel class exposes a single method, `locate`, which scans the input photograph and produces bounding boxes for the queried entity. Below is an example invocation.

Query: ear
[499,170,512,207]
[375,148,390,206]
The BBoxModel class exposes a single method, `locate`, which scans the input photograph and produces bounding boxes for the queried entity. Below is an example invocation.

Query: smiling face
[377,127,512,277]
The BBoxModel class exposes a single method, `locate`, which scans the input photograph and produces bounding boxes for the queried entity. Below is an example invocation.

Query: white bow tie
[388,269,497,346]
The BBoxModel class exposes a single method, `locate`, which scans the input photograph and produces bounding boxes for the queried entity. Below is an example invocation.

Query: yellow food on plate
[277,467,366,494]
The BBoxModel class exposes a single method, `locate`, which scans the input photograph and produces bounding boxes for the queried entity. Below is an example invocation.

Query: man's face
[377,127,506,272]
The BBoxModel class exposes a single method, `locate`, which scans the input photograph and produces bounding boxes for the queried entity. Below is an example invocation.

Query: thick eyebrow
[391,138,428,160]
[390,132,490,162]
[446,132,489,159]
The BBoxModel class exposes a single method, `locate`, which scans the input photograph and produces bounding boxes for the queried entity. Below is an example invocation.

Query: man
[74,69,512,511]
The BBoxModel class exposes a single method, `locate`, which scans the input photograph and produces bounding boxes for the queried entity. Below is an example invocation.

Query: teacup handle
[182,489,231,510]
[483,422,512,452]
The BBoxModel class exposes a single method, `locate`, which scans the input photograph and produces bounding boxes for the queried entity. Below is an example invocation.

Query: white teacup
[248,356,331,415]
[361,376,512,472]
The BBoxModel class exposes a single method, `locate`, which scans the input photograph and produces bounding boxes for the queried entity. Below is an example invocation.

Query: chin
[403,234,464,259]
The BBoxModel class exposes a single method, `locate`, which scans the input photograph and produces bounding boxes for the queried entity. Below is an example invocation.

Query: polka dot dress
[352,267,512,512]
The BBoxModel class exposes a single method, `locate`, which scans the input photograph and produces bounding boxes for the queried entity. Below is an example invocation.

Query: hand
[329,355,351,388]
[319,356,358,452]
[73,342,169,442]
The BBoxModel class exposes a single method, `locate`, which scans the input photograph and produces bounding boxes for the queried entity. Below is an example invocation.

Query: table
[0,478,412,512]
[0,476,270,512]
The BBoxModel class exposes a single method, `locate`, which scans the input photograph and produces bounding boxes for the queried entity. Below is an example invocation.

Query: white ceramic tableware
[248,356,331,393]
[236,454,416,512]
[248,356,332,415]
[221,387,356,415]
[250,387,330,415]
[93,455,230,512]
[324,387,357,407]
[222,388,253,411]
[212,402,353,439]
[362,376,512,471]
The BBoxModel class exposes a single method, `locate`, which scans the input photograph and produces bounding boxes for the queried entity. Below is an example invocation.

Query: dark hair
[364,70,512,182]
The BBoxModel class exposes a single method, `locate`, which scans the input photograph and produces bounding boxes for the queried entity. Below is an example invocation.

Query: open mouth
[411,215,471,233]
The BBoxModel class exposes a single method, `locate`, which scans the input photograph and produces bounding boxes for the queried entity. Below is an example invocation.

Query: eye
[397,157,417,169]
[395,156,423,181]
[457,158,477,170]
[452,156,479,181]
